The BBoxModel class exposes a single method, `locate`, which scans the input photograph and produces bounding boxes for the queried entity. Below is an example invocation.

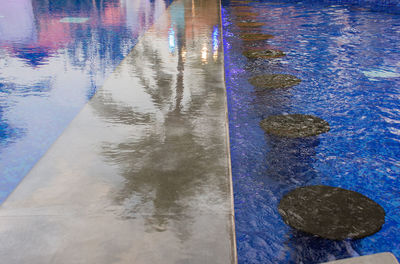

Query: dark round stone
[240,33,274,41]
[248,74,301,89]
[236,22,265,28]
[260,114,330,138]
[233,6,252,10]
[243,49,285,59]
[231,0,251,3]
[278,185,385,240]
[235,12,259,17]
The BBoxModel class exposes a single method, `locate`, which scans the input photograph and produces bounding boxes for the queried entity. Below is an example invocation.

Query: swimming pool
[0,0,172,203]
[222,0,400,263]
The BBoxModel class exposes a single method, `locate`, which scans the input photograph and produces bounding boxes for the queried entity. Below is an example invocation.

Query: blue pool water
[222,0,400,263]
[0,0,172,203]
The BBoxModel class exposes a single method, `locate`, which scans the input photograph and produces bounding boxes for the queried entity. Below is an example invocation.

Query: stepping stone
[236,22,265,28]
[278,185,385,240]
[233,6,253,10]
[322,253,399,264]
[231,0,252,3]
[260,114,329,138]
[248,74,300,89]
[240,33,274,41]
[243,49,285,59]
[235,12,259,17]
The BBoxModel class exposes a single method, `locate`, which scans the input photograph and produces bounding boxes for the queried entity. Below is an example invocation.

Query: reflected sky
[0,0,172,202]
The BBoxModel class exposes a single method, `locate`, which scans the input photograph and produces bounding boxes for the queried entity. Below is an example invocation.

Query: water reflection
[0,0,171,203]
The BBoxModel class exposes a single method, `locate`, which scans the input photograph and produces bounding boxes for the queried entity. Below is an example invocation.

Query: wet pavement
[0,0,237,262]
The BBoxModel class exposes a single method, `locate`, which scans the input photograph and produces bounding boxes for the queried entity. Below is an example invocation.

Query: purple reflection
[0,0,172,203]
[0,0,37,44]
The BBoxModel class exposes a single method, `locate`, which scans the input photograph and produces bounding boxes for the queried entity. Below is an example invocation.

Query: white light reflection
[181,47,187,62]
[212,26,219,61]
[168,26,176,54]
[201,44,208,63]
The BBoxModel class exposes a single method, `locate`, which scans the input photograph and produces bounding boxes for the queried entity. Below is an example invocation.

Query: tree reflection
[92,0,227,242]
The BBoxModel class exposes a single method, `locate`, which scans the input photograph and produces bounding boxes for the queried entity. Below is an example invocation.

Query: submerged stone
[248,74,300,89]
[235,12,259,17]
[231,0,252,4]
[278,185,385,240]
[236,22,265,28]
[240,33,274,41]
[243,49,285,59]
[260,114,330,138]
[233,6,252,10]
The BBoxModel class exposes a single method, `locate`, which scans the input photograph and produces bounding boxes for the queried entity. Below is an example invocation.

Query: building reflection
[0,0,167,67]
[0,0,171,202]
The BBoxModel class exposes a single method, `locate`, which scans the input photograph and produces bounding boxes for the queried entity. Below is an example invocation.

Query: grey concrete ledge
[323,253,399,264]
[0,0,237,263]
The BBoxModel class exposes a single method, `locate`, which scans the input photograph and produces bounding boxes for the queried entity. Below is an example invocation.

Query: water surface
[0,0,172,202]
[222,0,400,262]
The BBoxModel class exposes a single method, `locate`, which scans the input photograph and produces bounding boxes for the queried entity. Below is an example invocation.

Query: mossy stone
[278,185,385,240]
[243,49,285,59]
[240,33,274,41]
[260,114,330,138]
[248,74,300,89]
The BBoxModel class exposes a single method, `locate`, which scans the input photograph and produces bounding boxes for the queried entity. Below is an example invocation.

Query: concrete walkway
[0,0,237,263]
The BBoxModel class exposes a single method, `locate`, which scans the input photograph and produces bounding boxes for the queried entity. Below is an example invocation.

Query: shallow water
[0,0,171,202]
[222,0,400,263]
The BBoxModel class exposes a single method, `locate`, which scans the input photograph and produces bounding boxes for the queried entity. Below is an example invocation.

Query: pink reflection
[36,17,75,50]
[103,3,126,26]
[0,0,168,64]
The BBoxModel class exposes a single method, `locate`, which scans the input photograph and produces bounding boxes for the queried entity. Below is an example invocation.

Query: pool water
[0,0,172,203]
[222,0,400,263]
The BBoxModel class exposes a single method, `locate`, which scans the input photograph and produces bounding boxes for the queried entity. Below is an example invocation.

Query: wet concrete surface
[0,0,236,262]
